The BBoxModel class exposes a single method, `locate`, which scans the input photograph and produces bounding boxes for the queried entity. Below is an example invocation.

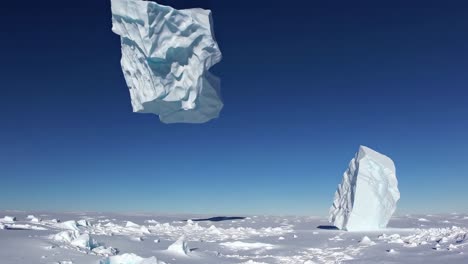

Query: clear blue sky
[0,0,467,215]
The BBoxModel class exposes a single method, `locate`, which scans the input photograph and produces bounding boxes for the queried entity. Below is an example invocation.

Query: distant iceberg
[111,0,223,123]
[329,146,400,231]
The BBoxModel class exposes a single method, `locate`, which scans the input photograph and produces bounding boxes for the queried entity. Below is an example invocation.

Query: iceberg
[329,146,400,231]
[111,0,223,123]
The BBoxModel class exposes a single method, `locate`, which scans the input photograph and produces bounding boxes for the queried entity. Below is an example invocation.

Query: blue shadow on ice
[317,225,339,230]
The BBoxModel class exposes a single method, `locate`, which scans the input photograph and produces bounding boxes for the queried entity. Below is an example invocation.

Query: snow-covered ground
[0,211,467,263]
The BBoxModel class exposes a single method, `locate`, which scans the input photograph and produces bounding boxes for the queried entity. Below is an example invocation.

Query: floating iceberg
[111,0,223,123]
[329,146,400,231]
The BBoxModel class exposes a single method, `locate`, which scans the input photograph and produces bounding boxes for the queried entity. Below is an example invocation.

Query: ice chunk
[77,219,90,227]
[1,216,16,222]
[52,230,80,244]
[359,236,376,246]
[92,246,118,256]
[111,0,223,123]
[329,146,400,231]
[55,220,80,231]
[52,230,117,256]
[4,224,47,230]
[167,236,190,256]
[125,221,140,228]
[27,215,41,223]
[70,234,98,250]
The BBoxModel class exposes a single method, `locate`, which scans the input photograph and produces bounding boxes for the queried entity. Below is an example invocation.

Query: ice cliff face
[329,146,400,231]
[111,0,223,123]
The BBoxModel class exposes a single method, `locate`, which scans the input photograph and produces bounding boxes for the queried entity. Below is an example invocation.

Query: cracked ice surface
[111,0,223,123]
[329,145,400,231]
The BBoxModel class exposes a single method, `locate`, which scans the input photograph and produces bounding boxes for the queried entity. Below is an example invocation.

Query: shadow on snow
[184,216,246,222]
[317,225,339,230]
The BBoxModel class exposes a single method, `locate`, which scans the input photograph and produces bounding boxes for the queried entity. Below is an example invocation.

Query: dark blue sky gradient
[0,0,467,215]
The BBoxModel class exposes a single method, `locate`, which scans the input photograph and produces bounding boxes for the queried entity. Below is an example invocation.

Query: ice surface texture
[111,0,223,123]
[2,211,468,263]
[101,253,165,264]
[329,146,400,231]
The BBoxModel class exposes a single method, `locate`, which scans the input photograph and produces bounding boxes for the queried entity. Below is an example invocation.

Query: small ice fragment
[92,246,118,256]
[359,236,376,246]
[125,221,140,228]
[167,236,190,256]
[77,219,90,227]
[26,215,41,222]
[130,237,143,242]
[1,216,16,222]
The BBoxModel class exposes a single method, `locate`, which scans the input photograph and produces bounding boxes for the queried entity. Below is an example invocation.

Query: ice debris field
[1,211,468,264]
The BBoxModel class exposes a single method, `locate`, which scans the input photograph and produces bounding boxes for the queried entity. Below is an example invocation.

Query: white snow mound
[359,236,376,246]
[26,215,41,222]
[125,221,140,228]
[111,0,223,124]
[100,253,165,264]
[220,241,277,251]
[329,145,400,231]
